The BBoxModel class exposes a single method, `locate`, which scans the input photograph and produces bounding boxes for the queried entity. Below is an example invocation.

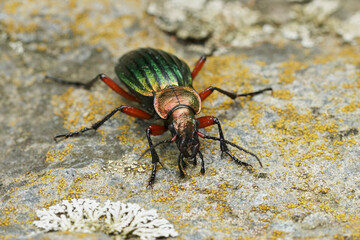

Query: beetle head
[168,107,200,158]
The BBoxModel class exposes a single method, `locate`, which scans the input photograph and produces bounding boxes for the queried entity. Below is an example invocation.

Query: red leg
[119,106,152,119]
[198,87,215,102]
[147,124,166,136]
[100,74,139,102]
[191,56,207,79]
[197,116,217,129]
[45,73,140,102]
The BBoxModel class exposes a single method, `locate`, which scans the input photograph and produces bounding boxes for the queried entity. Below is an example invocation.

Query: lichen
[34,198,178,240]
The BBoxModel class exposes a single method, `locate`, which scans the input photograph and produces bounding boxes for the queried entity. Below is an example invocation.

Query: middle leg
[54,106,152,141]
[46,74,139,102]
[199,86,272,102]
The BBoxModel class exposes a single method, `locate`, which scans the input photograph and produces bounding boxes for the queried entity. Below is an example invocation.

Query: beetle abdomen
[115,48,193,97]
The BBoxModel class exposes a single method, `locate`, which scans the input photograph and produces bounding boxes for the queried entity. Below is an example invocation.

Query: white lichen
[33,198,178,240]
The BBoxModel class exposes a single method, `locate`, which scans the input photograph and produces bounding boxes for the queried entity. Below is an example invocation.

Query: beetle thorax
[172,108,196,137]
[153,86,201,119]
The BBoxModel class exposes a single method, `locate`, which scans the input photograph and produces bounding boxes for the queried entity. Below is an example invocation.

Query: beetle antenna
[202,135,262,167]
[138,138,173,161]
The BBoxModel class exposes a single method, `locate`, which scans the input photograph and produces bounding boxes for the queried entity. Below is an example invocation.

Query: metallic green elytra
[114,48,200,118]
[115,48,193,97]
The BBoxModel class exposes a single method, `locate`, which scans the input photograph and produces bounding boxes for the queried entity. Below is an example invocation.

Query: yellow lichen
[45,143,74,162]
[341,102,359,113]
[278,60,308,84]
[272,89,293,100]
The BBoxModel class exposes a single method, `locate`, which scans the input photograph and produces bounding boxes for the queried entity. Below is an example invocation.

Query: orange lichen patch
[153,191,177,203]
[193,54,271,124]
[237,237,257,240]
[251,204,274,213]
[45,143,74,162]
[206,168,217,176]
[203,181,232,218]
[271,103,310,130]
[278,60,308,84]
[88,16,135,44]
[313,54,337,64]
[272,89,294,100]
[255,60,267,67]
[56,177,69,196]
[2,1,22,14]
[194,55,253,92]
[342,83,355,89]
[268,102,345,165]
[270,230,286,239]
[2,20,38,35]
[52,88,79,128]
[51,86,121,135]
[312,45,360,66]
[248,101,264,127]
[2,206,16,215]
[0,217,10,226]
[338,47,360,66]
[65,184,86,200]
[340,102,360,113]
[278,68,295,84]
[43,200,58,208]
[83,93,118,123]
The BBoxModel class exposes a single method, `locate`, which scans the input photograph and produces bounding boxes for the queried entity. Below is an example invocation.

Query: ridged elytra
[46,48,272,187]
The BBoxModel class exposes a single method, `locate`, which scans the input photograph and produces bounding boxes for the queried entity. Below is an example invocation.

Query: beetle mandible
[47,48,272,186]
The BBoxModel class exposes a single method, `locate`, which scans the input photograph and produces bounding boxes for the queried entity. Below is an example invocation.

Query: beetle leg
[45,75,98,88]
[54,106,152,141]
[177,153,185,178]
[181,157,187,168]
[199,86,272,102]
[198,151,205,174]
[191,56,207,79]
[189,156,197,166]
[45,74,139,102]
[146,125,167,186]
[197,116,254,170]
[99,74,139,102]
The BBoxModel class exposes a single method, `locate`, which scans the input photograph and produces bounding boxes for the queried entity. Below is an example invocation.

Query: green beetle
[47,48,271,186]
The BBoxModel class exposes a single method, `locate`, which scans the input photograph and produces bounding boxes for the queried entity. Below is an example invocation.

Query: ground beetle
[47,48,272,186]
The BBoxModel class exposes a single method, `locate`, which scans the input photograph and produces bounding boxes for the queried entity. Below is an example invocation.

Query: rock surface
[0,0,359,239]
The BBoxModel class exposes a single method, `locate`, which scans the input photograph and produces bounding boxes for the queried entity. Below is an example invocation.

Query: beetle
[47,48,272,186]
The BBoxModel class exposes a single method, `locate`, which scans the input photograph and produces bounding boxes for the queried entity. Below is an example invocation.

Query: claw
[179,170,185,178]
[147,162,157,188]
[223,150,254,172]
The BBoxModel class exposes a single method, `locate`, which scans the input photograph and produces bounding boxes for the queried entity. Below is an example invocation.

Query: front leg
[146,125,166,187]
[197,116,255,170]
